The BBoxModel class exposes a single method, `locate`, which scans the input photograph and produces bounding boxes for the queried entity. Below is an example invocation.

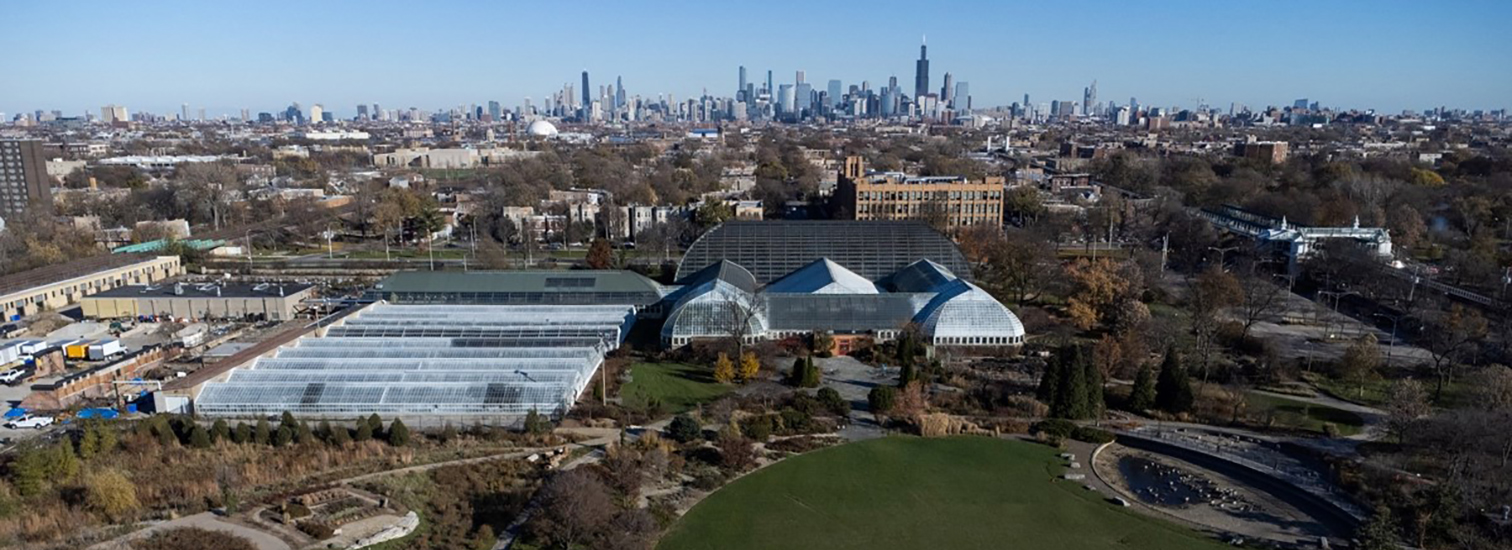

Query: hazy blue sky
[3,0,1509,118]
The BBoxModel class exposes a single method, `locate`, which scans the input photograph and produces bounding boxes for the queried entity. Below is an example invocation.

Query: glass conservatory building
[195,303,634,419]
[662,258,1025,348]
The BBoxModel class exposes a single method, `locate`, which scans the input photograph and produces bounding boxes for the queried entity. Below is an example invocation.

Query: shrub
[1070,426,1115,444]
[666,414,702,443]
[868,386,897,415]
[816,387,849,416]
[740,414,775,442]
[130,527,257,550]
[297,520,335,539]
[1030,419,1077,439]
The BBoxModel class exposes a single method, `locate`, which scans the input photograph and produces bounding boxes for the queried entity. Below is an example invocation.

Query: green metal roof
[373,271,666,306]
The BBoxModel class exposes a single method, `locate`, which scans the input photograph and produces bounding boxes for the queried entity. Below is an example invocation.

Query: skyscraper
[766,70,774,95]
[615,76,626,110]
[738,66,747,100]
[954,81,970,111]
[914,37,929,99]
[1083,80,1097,115]
[581,70,591,116]
[181,103,190,121]
[942,72,954,106]
[795,70,805,85]
[827,79,843,108]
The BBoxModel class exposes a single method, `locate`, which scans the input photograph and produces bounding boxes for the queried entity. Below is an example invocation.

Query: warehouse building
[0,255,183,322]
[80,282,317,322]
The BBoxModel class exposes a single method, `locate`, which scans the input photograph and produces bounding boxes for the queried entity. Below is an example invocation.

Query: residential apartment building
[0,139,52,217]
[834,156,1004,229]
[1235,140,1289,164]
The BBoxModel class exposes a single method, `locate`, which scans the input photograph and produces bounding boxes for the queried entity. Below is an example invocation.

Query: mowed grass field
[620,362,731,413]
[658,437,1227,550]
[1245,392,1365,436]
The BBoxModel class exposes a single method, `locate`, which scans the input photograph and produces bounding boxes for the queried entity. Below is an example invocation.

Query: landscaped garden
[620,362,733,413]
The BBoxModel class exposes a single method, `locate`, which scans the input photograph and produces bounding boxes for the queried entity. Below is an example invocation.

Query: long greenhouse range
[165,221,1025,422]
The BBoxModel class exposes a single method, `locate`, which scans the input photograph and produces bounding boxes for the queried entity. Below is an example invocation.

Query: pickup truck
[4,416,54,430]
[0,369,25,386]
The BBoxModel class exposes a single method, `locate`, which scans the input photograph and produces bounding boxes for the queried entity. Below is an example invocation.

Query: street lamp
[1372,312,1402,364]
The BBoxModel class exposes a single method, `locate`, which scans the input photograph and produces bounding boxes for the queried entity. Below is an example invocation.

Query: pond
[1116,455,1222,508]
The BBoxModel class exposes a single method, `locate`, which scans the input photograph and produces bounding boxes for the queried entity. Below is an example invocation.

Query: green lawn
[1245,392,1365,436]
[620,362,731,414]
[1306,372,1473,409]
[658,437,1227,550]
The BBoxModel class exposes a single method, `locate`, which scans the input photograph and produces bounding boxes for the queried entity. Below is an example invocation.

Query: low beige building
[0,255,183,321]
[80,282,316,321]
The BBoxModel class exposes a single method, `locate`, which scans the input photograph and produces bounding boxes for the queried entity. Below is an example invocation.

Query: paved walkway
[89,512,291,550]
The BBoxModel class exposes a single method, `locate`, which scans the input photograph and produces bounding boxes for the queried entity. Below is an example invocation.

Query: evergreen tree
[189,425,212,449]
[1051,347,1090,419]
[1155,348,1194,414]
[1036,353,1063,404]
[787,357,807,386]
[156,421,177,447]
[354,418,374,442]
[42,442,79,481]
[898,359,918,388]
[387,419,410,446]
[329,423,352,446]
[524,408,552,435]
[279,411,298,433]
[1081,347,1105,418]
[667,414,702,443]
[272,426,293,448]
[1128,364,1158,411]
[799,357,821,388]
[316,421,333,442]
[77,422,101,459]
[367,414,385,440]
[10,449,46,497]
[868,386,897,416]
[294,421,314,445]
[253,418,271,445]
[233,422,251,444]
[210,419,230,443]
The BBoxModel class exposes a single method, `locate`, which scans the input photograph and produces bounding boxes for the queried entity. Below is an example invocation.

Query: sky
[2,0,1510,118]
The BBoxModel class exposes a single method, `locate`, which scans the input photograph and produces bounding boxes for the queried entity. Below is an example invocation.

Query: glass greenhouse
[195,303,634,419]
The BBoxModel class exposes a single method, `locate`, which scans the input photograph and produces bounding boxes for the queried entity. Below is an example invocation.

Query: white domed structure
[526,120,558,137]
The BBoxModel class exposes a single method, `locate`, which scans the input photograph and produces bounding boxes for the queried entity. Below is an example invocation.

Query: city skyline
[3,0,1511,117]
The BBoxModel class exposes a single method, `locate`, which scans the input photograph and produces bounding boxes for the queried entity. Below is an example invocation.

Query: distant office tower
[1129,97,1138,114]
[880,86,896,117]
[615,76,626,109]
[795,83,812,116]
[487,101,501,121]
[1024,94,1030,109]
[309,104,324,125]
[1083,80,1097,115]
[0,140,52,217]
[778,84,795,115]
[1293,98,1309,109]
[942,72,954,106]
[914,37,929,99]
[766,70,774,95]
[954,81,970,111]
[1116,106,1131,126]
[795,70,805,85]
[828,80,843,108]
[581,71,591,115]
[738,66,747,100]
[181,103,190,121]
[889,75,898,91]
[357,104,370,120]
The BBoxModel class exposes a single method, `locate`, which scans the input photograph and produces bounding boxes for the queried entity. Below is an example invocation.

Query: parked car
[0,369,26,386]
[5,416,54,430]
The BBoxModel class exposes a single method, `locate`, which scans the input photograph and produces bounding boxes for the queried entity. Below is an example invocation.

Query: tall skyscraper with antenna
[914,36,929,99]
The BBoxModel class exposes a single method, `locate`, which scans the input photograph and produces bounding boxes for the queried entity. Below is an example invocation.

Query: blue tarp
[77,408,120,419]
[3,408,27,418]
